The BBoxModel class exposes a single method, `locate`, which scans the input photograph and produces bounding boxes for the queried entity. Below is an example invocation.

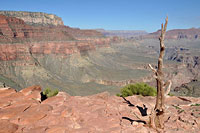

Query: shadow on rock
[121,97,148,116]
[40,92,47,101]
[136,104,148,116]
[122,97,135,107]
[122,117,146,125]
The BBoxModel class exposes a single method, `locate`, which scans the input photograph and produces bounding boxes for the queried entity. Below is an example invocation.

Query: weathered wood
[148,16,169,129]
[164,80,172,96]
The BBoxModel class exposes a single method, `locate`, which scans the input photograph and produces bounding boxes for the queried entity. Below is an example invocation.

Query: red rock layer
[0,37,112,61]
[144,28,200,39]
[0,15,115,61]
[0,11,64,26]
[0,14,103,43]
[0,86,199,132]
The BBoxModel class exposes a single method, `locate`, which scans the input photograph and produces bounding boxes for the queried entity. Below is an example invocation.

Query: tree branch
[164,80,172,96]
[148,64,157,73]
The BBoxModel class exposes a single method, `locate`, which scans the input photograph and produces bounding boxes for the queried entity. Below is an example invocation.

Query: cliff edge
[0,11,64,26]
[0,86,199,132]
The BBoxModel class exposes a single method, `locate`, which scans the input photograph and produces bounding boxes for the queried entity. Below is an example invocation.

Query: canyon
[0,11,200,97]
[0,11,64,26]
[143,28,200,39]
[95,29,148,38]
[0,11,120,95]
[0,10,200,133]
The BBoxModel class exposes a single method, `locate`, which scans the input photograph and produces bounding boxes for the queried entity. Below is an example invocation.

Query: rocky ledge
[0,86,199,133]
[0,11,64,26]
[144,28,200,39]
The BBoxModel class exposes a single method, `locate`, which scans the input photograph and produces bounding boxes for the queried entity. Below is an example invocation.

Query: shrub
[116,93,121,97]
[42,88,59,98]
[119,83,156,97]
[168,93,174,96]
[191,103,200,106]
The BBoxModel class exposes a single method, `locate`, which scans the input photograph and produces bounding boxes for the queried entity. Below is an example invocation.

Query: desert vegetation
[191,103,200,106]
[117,82,156,97]
[42,88,59,99]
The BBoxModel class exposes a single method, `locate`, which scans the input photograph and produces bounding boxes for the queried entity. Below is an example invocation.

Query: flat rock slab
[0,119,18,133]
[0,86,200,132]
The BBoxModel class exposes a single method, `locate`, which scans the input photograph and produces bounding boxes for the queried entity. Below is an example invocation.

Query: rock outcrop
[144,28,200,39]
[0,39,111,61]
[0,14,112,61]
[0,14,104,43]
[0,86,199,132]
[174,80,200,97]
[0,13,119,92]
[0,11,64,26]
[96,29,148,38]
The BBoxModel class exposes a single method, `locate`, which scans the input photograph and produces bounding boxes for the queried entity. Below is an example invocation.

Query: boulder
[42,92,70,108]
[20,85,41,101]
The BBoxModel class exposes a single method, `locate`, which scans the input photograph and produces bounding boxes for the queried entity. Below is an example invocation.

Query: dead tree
[148,16,172,129]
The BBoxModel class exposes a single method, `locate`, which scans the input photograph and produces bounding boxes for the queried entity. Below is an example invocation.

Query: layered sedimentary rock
[0,86,199,132]
[144,28,200,39]
[0,11,64,26]
[0,14,112,61]
[0,39,111,61]
[0,13,118,91]
[0,14,104,43]
[96,29,148,37]
[1,11,199,97]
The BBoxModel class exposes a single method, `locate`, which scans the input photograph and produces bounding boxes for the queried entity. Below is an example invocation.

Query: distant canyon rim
[0,11,200,97]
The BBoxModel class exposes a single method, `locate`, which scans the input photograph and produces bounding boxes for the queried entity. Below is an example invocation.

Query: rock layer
[0,86,199,132]
[0,13,119,93]
[0,14,104,43]
[0,39,111,61]
[0,11,64,26]
[0,14,112,61]
[144,28,200,39]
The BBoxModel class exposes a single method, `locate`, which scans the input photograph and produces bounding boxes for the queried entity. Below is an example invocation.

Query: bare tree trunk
[148,16,171,129]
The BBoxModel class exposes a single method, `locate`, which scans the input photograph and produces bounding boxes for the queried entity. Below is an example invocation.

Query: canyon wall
[0,11,64,26]
[96,29,148,38]
[0,11,199,96]
[0,14,112,60]
[0,12,118,92]
[0,14,105,43]
[143,28,200,39]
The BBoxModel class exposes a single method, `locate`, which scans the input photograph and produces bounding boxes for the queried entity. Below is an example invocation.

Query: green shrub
[42,88,59,98]
[168,93,175,96]
[116,93,121,97]
[191,103,200,106]
[119,83,156,97]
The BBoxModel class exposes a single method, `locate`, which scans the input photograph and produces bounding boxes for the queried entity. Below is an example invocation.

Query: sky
[1,0,200,32]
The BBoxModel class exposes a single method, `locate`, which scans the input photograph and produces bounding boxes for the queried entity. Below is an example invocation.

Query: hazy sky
[1,0,200,32]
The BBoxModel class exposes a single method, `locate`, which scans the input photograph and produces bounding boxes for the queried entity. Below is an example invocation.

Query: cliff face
[0,13,118,91]
[0,14,104,43]
[144,28,200,39]
[0,14,113,61]
[0,39,112,61]
[0,15,75,43]
[0,14,111,60]
[0,11,64,26]
[1,11,199,97]
[96,29,148,38]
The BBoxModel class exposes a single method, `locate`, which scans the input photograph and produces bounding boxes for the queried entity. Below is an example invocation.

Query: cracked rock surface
[0,86,200,133]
